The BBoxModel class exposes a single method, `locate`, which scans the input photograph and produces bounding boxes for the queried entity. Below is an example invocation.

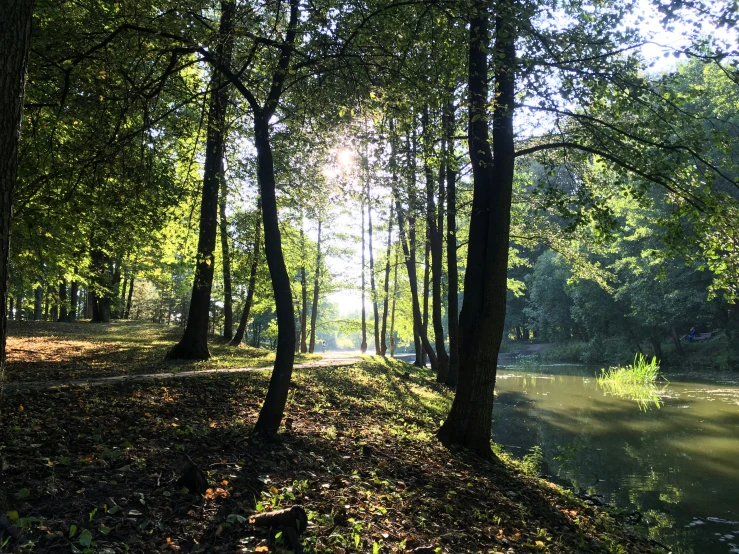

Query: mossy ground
[1,323,659,553]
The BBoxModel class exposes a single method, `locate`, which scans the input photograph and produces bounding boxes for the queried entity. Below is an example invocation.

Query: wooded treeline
[2,0,739,452]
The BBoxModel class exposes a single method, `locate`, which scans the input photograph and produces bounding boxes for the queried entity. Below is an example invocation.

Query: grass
[0,325,661,553]
[4,320,321,383]
[597,354,666,411]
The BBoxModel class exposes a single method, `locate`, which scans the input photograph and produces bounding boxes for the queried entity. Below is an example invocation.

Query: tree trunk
[438,0,516,457]
[360,197,368,353]
[670,325,684,356]
[421,231,430,366]
[444,100,459,386]
[390,244,399,357]
[120,276,128,317]
[87,289,95,319]
[68,281,78,321]
[58,279,68,322]
[650,328,664,364]
[380,201,394,356]
[309,217,322,353]
[34,286,43,320]
[404,126,425,367]
[167,0,234,360]
[395,197,438,372]
[367,183,381,355]
[110,261,122,319]
[424,105,450,381]
[50,283,58,322]
[0,0,34,422]
[8,297,13,321]
[230,199,262,347]
[253,111,297,435]
[220,158,233,340]
[125,275,134,319]
[300,220,308,353]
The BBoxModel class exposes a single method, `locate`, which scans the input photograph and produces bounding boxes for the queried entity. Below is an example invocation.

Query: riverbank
[503,333,739,371]
[2,338,659,552]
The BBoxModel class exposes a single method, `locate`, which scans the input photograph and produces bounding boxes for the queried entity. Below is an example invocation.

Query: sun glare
[336,148,355,168]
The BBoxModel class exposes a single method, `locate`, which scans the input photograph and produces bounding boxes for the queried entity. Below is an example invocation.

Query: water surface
[492,364,739,554]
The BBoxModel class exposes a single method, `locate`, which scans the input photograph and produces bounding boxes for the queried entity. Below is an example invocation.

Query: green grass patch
[597,354,666,410]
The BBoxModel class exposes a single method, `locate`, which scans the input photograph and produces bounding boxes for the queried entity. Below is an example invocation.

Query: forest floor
[1,323,661,554]
[3,321,323,384]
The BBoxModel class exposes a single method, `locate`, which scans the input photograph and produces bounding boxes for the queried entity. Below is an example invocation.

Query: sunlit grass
[597,354,667,411]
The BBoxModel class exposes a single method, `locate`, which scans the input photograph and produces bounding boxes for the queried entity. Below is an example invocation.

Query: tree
[168,0,235,360]
[0,0,35,513]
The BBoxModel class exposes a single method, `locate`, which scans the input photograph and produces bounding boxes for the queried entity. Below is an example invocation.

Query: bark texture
[437,0,516,457]
[0,0,35,512]
[167,0,234,360]
[251,0,300,435]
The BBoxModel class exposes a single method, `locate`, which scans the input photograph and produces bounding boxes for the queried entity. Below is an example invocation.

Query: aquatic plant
[597,354,667,410]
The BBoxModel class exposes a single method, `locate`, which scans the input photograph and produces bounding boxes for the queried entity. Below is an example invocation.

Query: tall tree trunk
[0,1,34,439]
[444,99,459,386]
[34,286,43,320]
[380,201,394,356]
[424,105,450,380]
[420,232,430,366]
[110,261,122,319]
[309,217,322,353]
[58,280,67,322]
[120,276,129,317]
[395,197,439,372]
[50,283,58,322]
[230,199,261,347]
[252,111,297,434]
[220,160,233,340]
[167,0,235,360]
[44,286,50,320]
[125,275,134,319]
[227,0,298,436]
[8,297,13,321]
[68,280,78,322]
[86,289,95,319]
[231,199,262,347]
[438,0,516,457]
[15,292,22,321]
[299,221,308,353]
[360,197,367,353]
[404,126,424,367]
[367,183,381,355]
[390,245,399,357]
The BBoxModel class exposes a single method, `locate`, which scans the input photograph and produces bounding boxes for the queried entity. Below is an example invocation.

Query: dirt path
[2,352,363,391]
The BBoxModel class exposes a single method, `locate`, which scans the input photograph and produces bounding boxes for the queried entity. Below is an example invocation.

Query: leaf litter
[1,328,660,553]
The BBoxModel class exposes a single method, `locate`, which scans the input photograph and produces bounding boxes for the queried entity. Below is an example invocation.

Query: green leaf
[99,524,111,535]
[15,488,30,499]
[69,524,78,538]
[7,511,18,522]
[78,529,93,548]
[107,505,121,515]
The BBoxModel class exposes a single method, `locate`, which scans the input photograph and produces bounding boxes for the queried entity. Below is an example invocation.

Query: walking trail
[2,351,363,391]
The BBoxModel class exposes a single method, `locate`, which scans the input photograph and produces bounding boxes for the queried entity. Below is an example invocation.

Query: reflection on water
[492,364,739,554]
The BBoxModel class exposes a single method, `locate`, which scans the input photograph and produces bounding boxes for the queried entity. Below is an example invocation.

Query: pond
[492,364,739,554]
